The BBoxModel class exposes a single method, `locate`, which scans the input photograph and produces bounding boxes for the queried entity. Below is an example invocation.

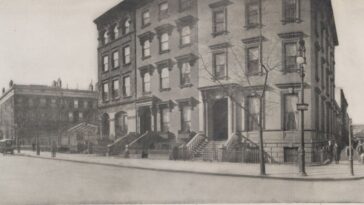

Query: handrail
[128,131,150,148]
[107,132,132,148]
[186,133,206,152]
[224,133,241,151]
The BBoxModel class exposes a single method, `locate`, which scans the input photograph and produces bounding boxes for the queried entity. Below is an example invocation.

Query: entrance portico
[200,84,239,141]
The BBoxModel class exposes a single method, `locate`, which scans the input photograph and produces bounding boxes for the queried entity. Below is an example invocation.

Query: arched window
[123,18,131,35]
[161,67,170,89]
[113,25,119,39]
[104,31,110,44]
[181,26,191,45]
[143,72,151,93]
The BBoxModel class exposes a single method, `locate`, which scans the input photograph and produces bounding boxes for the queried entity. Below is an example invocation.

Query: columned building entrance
[200,84,240,141]
[212,98,228,141]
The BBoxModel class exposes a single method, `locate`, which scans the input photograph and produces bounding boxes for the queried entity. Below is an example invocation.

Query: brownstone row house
[0,81,98,146]
[95,0,348,162]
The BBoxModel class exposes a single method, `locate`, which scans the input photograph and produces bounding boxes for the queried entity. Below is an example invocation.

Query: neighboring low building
[61,122,99,152]
[0,81,98,146]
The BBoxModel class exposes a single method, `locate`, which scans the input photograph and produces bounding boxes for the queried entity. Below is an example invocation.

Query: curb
[15,153,364,182]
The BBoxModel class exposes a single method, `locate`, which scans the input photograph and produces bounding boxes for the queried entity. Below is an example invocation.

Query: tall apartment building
[0,81,98,145]
[95,0,340,162]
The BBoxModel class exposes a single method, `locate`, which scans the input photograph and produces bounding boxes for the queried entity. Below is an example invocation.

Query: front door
[140,108,151,134]
[212,98,228,141]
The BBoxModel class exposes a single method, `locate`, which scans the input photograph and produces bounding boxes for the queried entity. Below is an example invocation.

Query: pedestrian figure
[32,142,36,151]
[124,145,130,158]
[333,143,339,164]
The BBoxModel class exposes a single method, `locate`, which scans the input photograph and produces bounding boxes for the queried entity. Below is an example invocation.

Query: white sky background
[0,0,363,124]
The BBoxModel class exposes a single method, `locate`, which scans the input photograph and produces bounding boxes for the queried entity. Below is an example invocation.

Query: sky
[0,0,363,123]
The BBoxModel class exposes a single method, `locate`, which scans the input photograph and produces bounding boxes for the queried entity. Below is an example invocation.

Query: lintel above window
[175,15,197,31]
[156,59,174,71]
[155,23,175,36]
[209,42,231,50]
[138,31,155,44]
[208,0,233,9]
[278,31,305,39]
[241,36,266,44]
[175,53,198,64]
[138,64,155,77]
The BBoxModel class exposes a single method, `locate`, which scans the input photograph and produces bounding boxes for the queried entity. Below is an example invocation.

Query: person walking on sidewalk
[333,143,339,164]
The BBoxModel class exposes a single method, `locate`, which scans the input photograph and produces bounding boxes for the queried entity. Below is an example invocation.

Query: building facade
[0,82,98,145]
[95,0,340,162]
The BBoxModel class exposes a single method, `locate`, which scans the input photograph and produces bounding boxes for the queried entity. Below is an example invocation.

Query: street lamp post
[349,124,354,176]
[296,39,308,176]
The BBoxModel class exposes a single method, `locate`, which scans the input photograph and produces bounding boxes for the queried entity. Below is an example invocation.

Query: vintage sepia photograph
[0,0,363,204]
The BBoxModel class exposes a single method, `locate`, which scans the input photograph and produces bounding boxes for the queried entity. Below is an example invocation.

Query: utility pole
[349,124,354,176]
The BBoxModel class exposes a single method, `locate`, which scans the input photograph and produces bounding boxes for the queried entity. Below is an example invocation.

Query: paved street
[0,155,363,204]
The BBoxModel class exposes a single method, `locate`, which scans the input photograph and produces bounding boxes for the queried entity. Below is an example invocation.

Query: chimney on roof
[57,78,62,88]
[9,80,13,88]
[89,82,94,91]
[2,88,5,94]
[52,80,57,87]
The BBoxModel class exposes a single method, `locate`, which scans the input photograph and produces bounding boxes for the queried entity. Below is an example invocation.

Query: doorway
[212,98,228,141]
[139,108,151,134]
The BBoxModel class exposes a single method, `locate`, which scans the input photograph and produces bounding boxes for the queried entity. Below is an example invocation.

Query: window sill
[180,83,193,89]
[159,14,170,21]
[141,23,151,29]
[244,24,261,30]
[123,96,133,99]
[159,49,170,55]
[211,31,228,38]
[281,18,302,25]
[123,62,132,67]
[180,43,192,49]
[112,66,120,70]
[142,55,151,61]
[212,76,228,81]
[160,88,171,92]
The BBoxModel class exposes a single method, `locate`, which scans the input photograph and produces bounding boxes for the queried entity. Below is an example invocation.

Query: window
[160,67,170,90]
[181,62,191,86]
[181,106,191,132]
[160,33,169,52]
[143,72,151,93]
[113,25,119,39]
[161,108,170,132]
[159,2,169,19]
[102,82,109,101]
[213,9,226,34]
[142,40,151,58]
[40,98,47,107]
[123,76,131,97]
[123,46,131,65]
[247,96,260,131]
[51,99,57,108]
[181,26,191,46]
[246,1,260,27]
[284,94,298,130]
[112,79,120,99]
[102,56,109,72]
[213,52,226,79]
[74,100,79,109]
[104,31,110,44]
[79,112,83,120]
[83,101,89,109]
[284,42,297,71]
[68,112,73,122]
[142,10,151,26]
[123,18,130,35]
[283,0,300,22]
[180,0,192,11]
[247,47,259,74]
[28,98,34,107]
[112,51,119,68]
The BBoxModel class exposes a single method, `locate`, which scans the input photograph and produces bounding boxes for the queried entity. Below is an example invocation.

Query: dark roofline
[93,0,137,25]
[328,0,339,46]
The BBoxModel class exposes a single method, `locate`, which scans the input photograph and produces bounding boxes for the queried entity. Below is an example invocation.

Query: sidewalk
[16,150,364,181]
